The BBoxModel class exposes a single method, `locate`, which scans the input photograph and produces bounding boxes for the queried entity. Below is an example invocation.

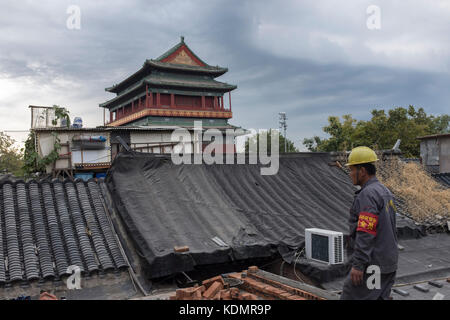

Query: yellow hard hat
[345,146,379,166]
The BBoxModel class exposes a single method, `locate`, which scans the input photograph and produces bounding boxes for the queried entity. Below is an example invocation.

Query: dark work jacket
[348,177,398,273]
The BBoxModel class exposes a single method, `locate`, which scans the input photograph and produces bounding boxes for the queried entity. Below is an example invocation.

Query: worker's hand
[350,267,364,286]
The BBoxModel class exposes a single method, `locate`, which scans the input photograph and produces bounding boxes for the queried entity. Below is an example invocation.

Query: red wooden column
[221,96,224,110]
[170,94,175,108]
[110,110,113,123]
[145,84,149,108]
[149,90,153,107]
[132,100,134,112]
[229,92,232,111]
[201,96,205,109]
[157,93,161,107]
[213,96,217,109]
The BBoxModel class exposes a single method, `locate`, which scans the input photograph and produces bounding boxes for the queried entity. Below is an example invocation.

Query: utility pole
[279,112,287,153]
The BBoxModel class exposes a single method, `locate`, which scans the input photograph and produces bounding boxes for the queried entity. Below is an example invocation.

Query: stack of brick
[169,275,259,300]
[169,266,324,300]
[228,266,324,300]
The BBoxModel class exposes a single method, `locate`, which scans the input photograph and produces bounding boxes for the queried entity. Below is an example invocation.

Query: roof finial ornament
[180,36,184,43]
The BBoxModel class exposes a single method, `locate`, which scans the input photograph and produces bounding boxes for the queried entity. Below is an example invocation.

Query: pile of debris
[377,160,450,226]
[170,266,326,300]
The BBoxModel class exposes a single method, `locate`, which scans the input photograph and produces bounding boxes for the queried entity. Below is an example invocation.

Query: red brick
[202,276,225,289]
[192,290,203,300]
[203,281,224,299]
[269,287,284,295]
[248,266,258,273]
[196,285,206,294]
[279,292,293,300]
[212,291,222,300]
[230,288,240,299]
[175,289,186,299]
[228,273,242,280]
[241,293,259,300]
[220,290,232,300]
[174,246,189,253]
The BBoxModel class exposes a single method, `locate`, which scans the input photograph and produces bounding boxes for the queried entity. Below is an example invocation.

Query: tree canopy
[0,132,24,176]
[303,106,449,157]
[245,129,298,153]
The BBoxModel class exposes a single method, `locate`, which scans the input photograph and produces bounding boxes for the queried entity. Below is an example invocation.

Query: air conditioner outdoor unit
[305,228,344,265]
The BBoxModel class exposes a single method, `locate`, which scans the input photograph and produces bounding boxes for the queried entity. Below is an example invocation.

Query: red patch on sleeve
[356,212,378,236]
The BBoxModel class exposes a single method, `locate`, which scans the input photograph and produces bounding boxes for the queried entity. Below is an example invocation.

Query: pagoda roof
[105,37,229,94]
[100,74,236,109]
[145,73,236,91]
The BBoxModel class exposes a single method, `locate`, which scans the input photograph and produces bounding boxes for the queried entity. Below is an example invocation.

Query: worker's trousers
[340,271,396,300]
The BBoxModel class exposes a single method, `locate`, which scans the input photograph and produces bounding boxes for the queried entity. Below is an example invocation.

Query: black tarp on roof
[106,152,362,278]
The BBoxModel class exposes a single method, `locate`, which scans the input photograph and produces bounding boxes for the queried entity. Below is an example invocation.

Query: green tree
[22,131,61,177]
[0,132,24,176]
[303,106,449,157]
[245,129,298,153]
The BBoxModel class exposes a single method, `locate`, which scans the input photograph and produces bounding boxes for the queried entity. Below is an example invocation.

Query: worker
[340,146,398,300]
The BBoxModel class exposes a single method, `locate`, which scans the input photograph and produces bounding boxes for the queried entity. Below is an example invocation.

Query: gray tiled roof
[432,172,450,187]
[0,179,127,283]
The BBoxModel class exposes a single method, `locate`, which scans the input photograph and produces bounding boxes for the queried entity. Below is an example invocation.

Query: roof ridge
[155,37,210,67]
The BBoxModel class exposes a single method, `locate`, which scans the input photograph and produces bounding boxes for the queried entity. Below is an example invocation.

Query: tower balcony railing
[105,104,232,126]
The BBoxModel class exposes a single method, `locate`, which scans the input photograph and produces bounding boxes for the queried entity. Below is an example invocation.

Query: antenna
[279,112,287,153]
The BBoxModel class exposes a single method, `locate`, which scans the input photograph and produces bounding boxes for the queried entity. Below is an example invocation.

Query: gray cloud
[0,0,449,150]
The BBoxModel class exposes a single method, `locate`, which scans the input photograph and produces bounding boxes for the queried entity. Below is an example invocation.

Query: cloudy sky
[1,0,449,150]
